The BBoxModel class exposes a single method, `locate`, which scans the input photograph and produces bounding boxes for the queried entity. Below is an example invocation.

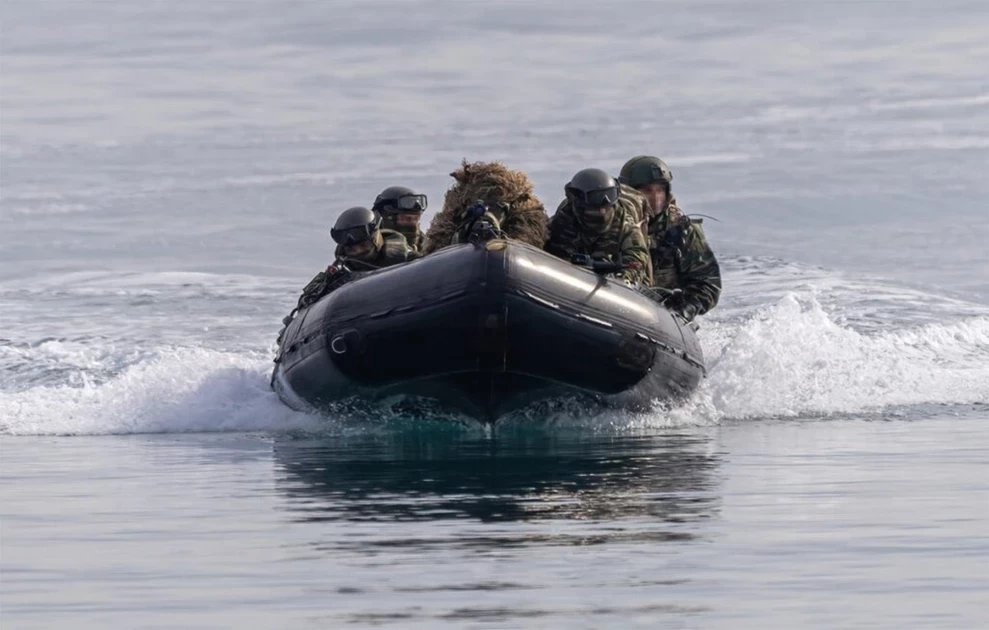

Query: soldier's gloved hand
[679,301,699,322]
[663,288,685,311]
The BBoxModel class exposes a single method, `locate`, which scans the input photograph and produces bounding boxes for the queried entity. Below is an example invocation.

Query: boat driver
[618,156,721,321]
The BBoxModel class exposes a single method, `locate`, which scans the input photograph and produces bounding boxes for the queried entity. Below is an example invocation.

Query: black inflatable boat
[272,240,705,422]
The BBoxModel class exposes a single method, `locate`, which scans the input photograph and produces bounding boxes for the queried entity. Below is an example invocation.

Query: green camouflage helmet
[619,156,673,190]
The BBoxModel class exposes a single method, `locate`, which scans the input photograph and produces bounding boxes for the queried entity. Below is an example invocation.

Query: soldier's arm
[543,211,572,260]
[296,271,328,310]
[619,185,649,236]
[618,224,651,285]
[679,222,722,315]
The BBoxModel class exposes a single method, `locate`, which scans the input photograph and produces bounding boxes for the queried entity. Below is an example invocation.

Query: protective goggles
[330,218,381,246]
[375,193,427,214]
[566,185,620,207]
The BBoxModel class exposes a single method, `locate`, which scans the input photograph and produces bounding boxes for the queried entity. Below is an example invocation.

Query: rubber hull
[272,240,704,422]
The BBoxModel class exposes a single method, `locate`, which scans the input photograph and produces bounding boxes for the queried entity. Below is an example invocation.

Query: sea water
[2,1,987,628]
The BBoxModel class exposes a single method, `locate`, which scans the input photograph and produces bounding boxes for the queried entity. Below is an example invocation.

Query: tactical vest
[647,201,694,290]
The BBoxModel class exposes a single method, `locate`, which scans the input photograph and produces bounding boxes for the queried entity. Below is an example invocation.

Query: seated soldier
[619,156,722,320]
[544,168,650,285]
[294,206,417,311]
[372,185,427,253]
[422,160,548,255]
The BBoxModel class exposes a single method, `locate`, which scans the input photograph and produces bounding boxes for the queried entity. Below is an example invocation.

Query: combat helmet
[330,206,381,246]
[372,186,427,215]
[565,168,622,207]
[619,156,673,191]
[565,168,621,233]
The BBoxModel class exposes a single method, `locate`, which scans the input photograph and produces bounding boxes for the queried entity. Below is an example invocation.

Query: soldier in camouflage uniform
[619,156,722,320]
[372,185,427,253]
[294,206,417,311]
[552,181,648,237]
[544,168,650,285]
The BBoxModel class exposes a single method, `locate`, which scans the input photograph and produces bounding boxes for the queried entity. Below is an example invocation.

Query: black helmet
[619,156,673,190]
[330,206,381,246]
[372,185,427,214]
[564,168,621,207]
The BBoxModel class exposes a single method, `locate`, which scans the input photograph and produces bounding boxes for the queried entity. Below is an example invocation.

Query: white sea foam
[690,295,989,420]
[3,295,986,436]
[0,348,319,436]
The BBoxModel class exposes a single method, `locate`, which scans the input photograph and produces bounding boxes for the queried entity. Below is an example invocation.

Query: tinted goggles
[376,193,427,214]
[331,222,377,246]
[567,185,620,207]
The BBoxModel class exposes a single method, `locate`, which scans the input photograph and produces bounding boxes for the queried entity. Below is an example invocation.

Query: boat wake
[3,289,986,436]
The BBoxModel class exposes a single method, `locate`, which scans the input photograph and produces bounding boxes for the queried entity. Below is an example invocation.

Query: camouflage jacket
[295,230,415,310]
[646,196,722,316]
[544,201,651,285]
[380,216,424,253]
[618,182,649,232]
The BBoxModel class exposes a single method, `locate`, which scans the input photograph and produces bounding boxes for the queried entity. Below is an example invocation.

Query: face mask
[577,204,616,233]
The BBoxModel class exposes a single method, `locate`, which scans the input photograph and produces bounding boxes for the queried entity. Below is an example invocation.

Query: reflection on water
[5,417,986,629]
[273,428,722,549]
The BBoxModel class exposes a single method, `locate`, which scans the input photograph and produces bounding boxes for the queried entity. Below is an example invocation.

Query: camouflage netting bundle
[422,160,548,255]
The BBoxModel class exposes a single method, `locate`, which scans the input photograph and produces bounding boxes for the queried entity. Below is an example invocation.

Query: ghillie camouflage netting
[422,160,548,255]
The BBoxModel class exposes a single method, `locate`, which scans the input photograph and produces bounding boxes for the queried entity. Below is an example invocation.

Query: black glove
[679,301,699,322]
[662,289,699,321]
[663,288,685,310]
